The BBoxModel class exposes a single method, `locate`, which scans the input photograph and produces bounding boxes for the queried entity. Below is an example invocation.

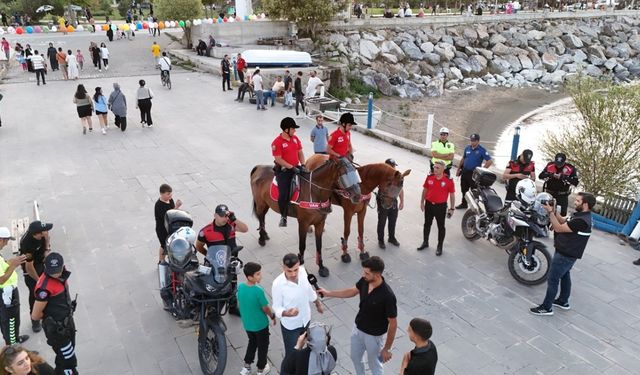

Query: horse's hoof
[341,253,351,263]
[359,252,370,261]
[319,266,330,278]
[258,238,266,247]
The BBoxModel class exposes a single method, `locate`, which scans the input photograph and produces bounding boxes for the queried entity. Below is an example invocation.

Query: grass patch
[329,76,381,101]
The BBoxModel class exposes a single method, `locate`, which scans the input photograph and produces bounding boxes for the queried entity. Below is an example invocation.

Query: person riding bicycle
[158,52,171,81]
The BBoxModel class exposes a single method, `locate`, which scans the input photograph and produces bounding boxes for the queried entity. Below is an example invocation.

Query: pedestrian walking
[55,48,68,80]
[317,256,397,375]
[108,82,127,131]
[398,318,438,375]
[310,114,329,155]
[0,345,56,375]
[280,323,338,375]
[154,184,182,264]
[539,153,579,216]
[93,87,109,135]
[253,68,266,110]
[271,253,323,356]
[0,38,9,61]
[73,84,94,134]
[89,42,101,71]
[14,43,26,72]
[99,42,109,70]
[24,44,33,72]
[65,50,79,80]
[237,262,275,375]
[106,23,114,42]
[377,158,404,249]
[18,220,52,333]
[455,133,493,209]
[75,49,84,71]
[151,41,161,68]
[0,227,29,345]
[417,161,455,255]
[503,149,535,202]
[221,54,232,91]
[530,192,595,316]
[28,51,46,86]
[283,70,293,109]
[136,79,154,127]
[46,43,58,71]
[236,53,246,83]
[294,71,305,118]
[31,252,79,375]
[430,127,454,177]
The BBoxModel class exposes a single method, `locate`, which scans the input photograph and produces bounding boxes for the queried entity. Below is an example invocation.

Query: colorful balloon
[158,21,165,29]
[110,24,117,31]
[51,26,57,32]
[142,22,149,29]
[15,27,23,34]
[34,26,42,33]
[26,26,33,33]
[76,25,84,32]
[228,17,235,23]
[179,20,185,28]
[67,26,75,33]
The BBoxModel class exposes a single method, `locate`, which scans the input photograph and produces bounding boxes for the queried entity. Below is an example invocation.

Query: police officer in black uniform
[539,153,579,216]
[19,220,53,333]
[377,159,404,249]
[502,149,536,202]
[31,252,78,375]
[195,204,249,316]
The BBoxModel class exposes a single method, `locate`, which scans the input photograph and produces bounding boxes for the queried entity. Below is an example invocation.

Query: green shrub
[348,77,380,98]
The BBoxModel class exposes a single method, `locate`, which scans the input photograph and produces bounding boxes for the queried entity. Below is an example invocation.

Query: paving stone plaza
[1,31,640,374]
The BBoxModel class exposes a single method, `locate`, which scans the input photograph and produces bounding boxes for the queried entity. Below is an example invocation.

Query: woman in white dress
[66,49,80,80]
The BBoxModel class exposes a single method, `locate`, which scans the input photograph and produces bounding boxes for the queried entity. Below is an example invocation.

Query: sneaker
[436,245,443,256]
[633,258,640,265]
[105,66,108,70]
[378,241,386,249]
[417,242,429,251]
[529,305,554,316]
[31,320,42,332]
[17,335,29,343]
[388,238,400,246]
[257,363,270,375]
[279,217,287,227]
[82,127,87,135]
[147,124,153,127]
[102,128,106,135]
[89,128,93,132]
[552,299,570,310]
[239,366,251,375]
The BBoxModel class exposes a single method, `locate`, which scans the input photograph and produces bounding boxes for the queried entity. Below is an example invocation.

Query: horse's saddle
[270,176,300,203]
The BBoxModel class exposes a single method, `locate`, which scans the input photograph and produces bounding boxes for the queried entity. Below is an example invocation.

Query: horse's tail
[250,165,259,218]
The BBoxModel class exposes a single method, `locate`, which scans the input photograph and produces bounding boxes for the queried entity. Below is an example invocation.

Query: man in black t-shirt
[318,256,397,375]
[19,220,52,333]
[154,184,182,263]
[400,318,438,375]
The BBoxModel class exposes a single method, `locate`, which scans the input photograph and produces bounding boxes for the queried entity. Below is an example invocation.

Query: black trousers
[222,72,231,90]
[92,54,101,69]
[377,206,398,241]
[295,93,305,116]
[276,168,295,218]
[459,169,475,206]
[244,327,270,369]
[0,288,21,345]
[237,83,252,100]
[43,317,78,375]
[114,115,127,131]
[23,275,37,315]
[102,58,108,67]
[35,69,46,84]
[238,71,245,84]
[547,191,570,216]
[423,202,447,246]
[138,98,153,125]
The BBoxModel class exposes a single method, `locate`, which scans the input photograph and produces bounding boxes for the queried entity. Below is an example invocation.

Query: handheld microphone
[307,274,324,298]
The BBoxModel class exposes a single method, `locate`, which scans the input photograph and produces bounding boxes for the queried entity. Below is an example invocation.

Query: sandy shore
[374,86,568,150]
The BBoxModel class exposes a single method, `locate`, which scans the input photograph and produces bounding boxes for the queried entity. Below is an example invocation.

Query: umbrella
[36,5,54,13]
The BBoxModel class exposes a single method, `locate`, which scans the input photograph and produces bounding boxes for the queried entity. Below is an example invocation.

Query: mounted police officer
[0,227,29,345]
[31,252,78,375]
[539,153,579,216]
[272,117,306,228]
[195,204,249,316]
[327,113,355,160]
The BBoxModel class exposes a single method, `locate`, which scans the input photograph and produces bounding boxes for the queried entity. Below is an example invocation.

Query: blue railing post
[367,92,373,129]
[510,125,521,161]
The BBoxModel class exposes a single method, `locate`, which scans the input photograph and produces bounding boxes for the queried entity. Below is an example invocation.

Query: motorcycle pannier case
[165,209,194,236]
[472,167,497,187]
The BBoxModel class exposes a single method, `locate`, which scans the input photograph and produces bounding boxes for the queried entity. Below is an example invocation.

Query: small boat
[305,96,382,129]
[242,49,312,68]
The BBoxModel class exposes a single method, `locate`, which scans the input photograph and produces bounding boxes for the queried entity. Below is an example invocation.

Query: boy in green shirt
[237,262,275,375]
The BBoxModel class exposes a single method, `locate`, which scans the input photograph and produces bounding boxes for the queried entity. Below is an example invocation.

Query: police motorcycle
[460,168,553,285]
[160,209,243,375]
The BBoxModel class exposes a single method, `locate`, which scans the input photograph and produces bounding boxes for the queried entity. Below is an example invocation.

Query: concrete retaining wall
[191,21,290,46]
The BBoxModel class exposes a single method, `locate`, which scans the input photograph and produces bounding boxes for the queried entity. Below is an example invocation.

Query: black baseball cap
[215,204,230,217]
[280,117,300,130]
[28,220,53,234]
[522,149,533,163]
[385,158,398,167]
[339,112,357,125]
[470,133,480,141]
[44,252,64,275]
[554,153,566,167]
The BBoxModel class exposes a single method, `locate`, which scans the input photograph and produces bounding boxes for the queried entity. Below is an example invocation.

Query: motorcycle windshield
[205,245,231,284]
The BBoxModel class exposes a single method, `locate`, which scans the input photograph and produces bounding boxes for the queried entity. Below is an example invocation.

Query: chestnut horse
[250,157,361,277]
[306,155,411,262]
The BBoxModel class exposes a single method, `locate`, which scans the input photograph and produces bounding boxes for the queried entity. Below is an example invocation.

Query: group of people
[0,223,78,375]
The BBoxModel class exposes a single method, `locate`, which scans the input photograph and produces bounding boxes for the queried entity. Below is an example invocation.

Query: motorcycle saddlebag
[472,167,497,187]
[164,209,194,236]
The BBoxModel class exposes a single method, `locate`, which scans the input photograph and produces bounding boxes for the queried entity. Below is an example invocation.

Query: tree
[541,77,640,198]
[155,0,203,48]
[262,0,348,39]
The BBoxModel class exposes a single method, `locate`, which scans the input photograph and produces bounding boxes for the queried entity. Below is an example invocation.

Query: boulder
[449,66,464,80]
[589,56,605,66]
[420,42,435,53]
[425,78,445,97]
[604,58,617,70]
[527,30,546,40]
[359,40,381,61]
[464,46,478,56]
[491,42,511,56]
[585,65,602,76]
[336,43,349,56]
[454,57,473,75]
[373,73,394,96]
[363,32,385,42]
[463,27,478,41]
[401,81,424,99]
[504,54,523,72]
[542,52,558,71]
[380,40,406,60]
[362,75,377,89]
[587,45,606,60]
[454,37,469,49]
[549,39,566,55]
[562,63,579,73]
[614,43,631,59]
[434,46,455,62]
[401,41,424,60]
[382,53,398,64]
[629,64,640,77]
[468,55,488,74]
[418,61,437,75]
[519,55,533,70]
[424,52,441,65]
[573,49,588,62]
[604,47,620,58]
[329,33,348,45]
[489,58,511,74]
[489,34,507,46]
[561,33,583,49]
[476,48,493,60]
[541,70,566,84]
[520,69,544,81]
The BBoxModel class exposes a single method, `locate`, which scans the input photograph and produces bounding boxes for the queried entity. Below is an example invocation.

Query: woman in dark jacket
[24,44,33,72]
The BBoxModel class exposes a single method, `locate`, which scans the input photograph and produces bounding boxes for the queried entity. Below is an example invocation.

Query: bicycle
[161,70,171,90]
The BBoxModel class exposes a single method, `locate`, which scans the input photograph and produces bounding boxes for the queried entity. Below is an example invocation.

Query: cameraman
[195,204,248,316]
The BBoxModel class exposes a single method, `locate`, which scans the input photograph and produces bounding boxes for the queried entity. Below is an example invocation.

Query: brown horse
[306,154,411,262]
[250,157,361,277]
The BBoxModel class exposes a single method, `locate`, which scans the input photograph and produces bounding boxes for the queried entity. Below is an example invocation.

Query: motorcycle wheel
[507,244,551,285]
[198,319,227,375]
[461,209,481,240]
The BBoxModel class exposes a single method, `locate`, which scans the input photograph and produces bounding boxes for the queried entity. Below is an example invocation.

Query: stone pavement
[1,31,640,375]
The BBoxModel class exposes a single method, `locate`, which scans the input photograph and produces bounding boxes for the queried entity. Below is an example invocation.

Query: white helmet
[516,179,537,205]
[439,127,449,134]
[173,226,197,245]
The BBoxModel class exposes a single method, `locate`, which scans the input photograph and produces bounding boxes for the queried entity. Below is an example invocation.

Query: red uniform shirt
[236,57,246,71]
[328,129,351,157]
[272,134,302,166]
[423,174,455,204]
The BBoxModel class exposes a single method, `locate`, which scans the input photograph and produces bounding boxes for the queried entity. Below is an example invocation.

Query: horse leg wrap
[341,237,348,252]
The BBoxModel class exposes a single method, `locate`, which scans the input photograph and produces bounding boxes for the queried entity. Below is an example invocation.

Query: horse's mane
[358,163,397,181]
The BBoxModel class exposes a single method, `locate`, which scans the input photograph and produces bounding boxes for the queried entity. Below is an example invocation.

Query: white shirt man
[305,73,324,98]
[253,73,264,91]
[271,253,323,356]
[158,54,171,72]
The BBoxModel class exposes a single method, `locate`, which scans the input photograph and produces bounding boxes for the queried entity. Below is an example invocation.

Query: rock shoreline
[317,16,640,98]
